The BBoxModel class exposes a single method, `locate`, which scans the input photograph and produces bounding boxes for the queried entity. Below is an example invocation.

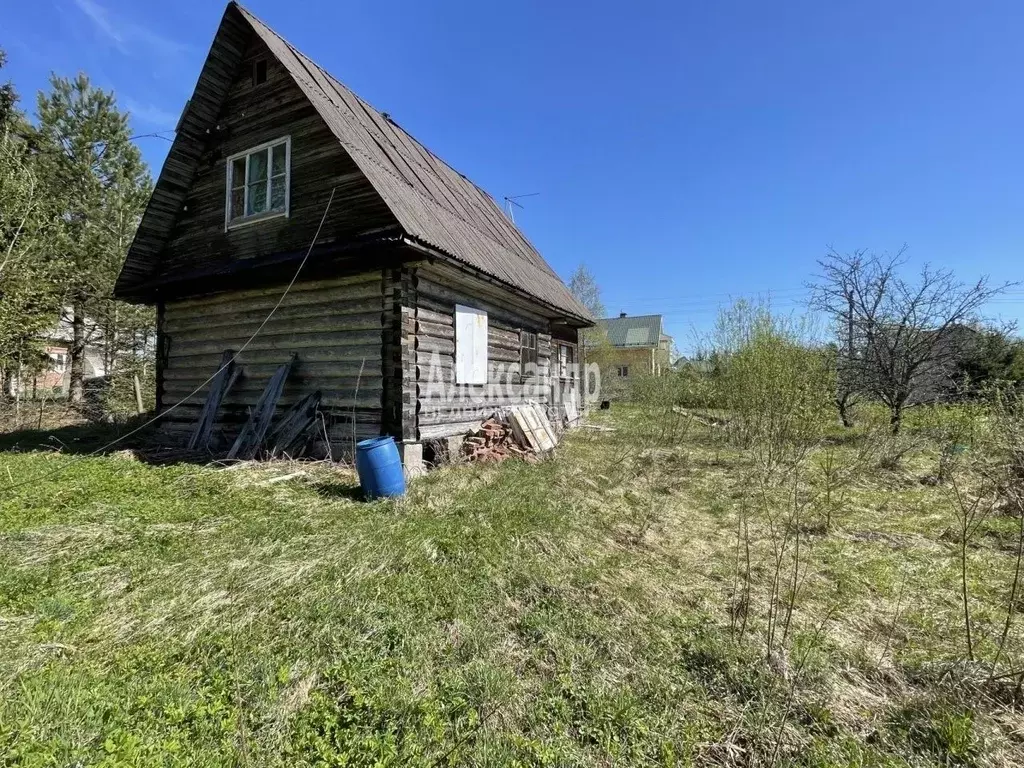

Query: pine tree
[33,73,152,403]
[0,50,17,128]
[0,50,65,398]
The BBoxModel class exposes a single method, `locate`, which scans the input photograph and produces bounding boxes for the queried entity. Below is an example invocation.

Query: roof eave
[401,236,594,327]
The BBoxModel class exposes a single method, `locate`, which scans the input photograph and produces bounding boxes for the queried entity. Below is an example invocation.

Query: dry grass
[1,407,1023,765]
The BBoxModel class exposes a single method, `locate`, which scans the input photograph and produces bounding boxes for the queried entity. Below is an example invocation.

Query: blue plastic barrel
[355,436,406,499]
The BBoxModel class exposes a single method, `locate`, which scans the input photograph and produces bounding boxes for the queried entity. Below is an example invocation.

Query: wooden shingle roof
[116,1,592,324]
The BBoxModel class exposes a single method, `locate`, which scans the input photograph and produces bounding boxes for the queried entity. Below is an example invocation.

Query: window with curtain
[226,137,290,227]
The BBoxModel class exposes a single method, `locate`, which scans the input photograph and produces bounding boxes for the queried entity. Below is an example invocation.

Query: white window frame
[224,136,291,230]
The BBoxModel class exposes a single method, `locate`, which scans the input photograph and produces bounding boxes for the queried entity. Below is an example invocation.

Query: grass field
[1,408,1023,766]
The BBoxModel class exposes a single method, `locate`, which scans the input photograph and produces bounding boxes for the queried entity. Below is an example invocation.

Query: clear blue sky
[6,0,1023,352]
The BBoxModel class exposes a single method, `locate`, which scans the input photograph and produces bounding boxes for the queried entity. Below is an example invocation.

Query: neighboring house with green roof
[586,313,673,386]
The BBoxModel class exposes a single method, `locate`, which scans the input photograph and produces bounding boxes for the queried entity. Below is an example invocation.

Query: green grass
[1,409,1023,766]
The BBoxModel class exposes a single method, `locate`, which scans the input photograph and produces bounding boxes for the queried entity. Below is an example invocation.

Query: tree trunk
[69,300,86,405]
[836,395,854,428]
[105,304,118,375]
[889,404,903,435]
[15,351,22,425]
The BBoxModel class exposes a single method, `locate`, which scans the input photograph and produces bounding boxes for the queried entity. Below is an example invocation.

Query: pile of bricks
[462,417,537,463]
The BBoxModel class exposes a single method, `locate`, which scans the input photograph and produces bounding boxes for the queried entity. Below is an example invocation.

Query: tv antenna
[503,192,540,224]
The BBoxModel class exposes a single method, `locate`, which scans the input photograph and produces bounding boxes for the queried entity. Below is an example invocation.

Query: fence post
[133,374,144,415]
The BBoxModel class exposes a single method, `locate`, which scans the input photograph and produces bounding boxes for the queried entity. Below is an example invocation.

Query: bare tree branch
[810,248,1017,432]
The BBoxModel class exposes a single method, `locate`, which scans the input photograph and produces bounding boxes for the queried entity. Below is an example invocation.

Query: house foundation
[400,441,425,476]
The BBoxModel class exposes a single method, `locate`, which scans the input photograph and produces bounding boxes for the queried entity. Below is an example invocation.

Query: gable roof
[115,2,591,324]
[593,314,665,347]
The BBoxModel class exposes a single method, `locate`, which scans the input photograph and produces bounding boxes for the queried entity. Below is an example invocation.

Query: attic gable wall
[116,10,400,297]
[157,33,398,280]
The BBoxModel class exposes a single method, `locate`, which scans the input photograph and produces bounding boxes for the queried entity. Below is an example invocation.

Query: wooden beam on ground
[226,355,295,460]
[266,391,322,458]
[187,349,238,451]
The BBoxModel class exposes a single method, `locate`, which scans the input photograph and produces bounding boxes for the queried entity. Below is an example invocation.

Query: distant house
[586,313,673,380]
[7,314,107,398]
[37,318,107,395]
[112,2,592,465]
[673,356,713,374]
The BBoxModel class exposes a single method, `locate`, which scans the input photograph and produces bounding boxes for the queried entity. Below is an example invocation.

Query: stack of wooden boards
[461,403,559,463]
[186,351,322,460]
[508,403,559,452]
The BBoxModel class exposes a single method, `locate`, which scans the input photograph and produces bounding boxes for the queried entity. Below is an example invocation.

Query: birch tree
[568,263,606,318]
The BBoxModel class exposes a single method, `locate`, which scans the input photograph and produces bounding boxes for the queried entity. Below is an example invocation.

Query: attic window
[253,59,268,86]
[225,136,290,228]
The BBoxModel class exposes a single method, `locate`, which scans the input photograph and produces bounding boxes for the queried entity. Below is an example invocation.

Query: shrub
[707,300,834,474]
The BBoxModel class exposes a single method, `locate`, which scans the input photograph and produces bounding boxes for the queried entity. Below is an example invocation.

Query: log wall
[158,272,384,449]
[408,263,555,441]
[153,258,582,452]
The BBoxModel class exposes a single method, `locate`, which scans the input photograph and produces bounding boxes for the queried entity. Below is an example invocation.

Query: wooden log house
[113,2,593,467]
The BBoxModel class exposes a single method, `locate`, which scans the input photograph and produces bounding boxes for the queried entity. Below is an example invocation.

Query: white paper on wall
[455,304,488,384]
